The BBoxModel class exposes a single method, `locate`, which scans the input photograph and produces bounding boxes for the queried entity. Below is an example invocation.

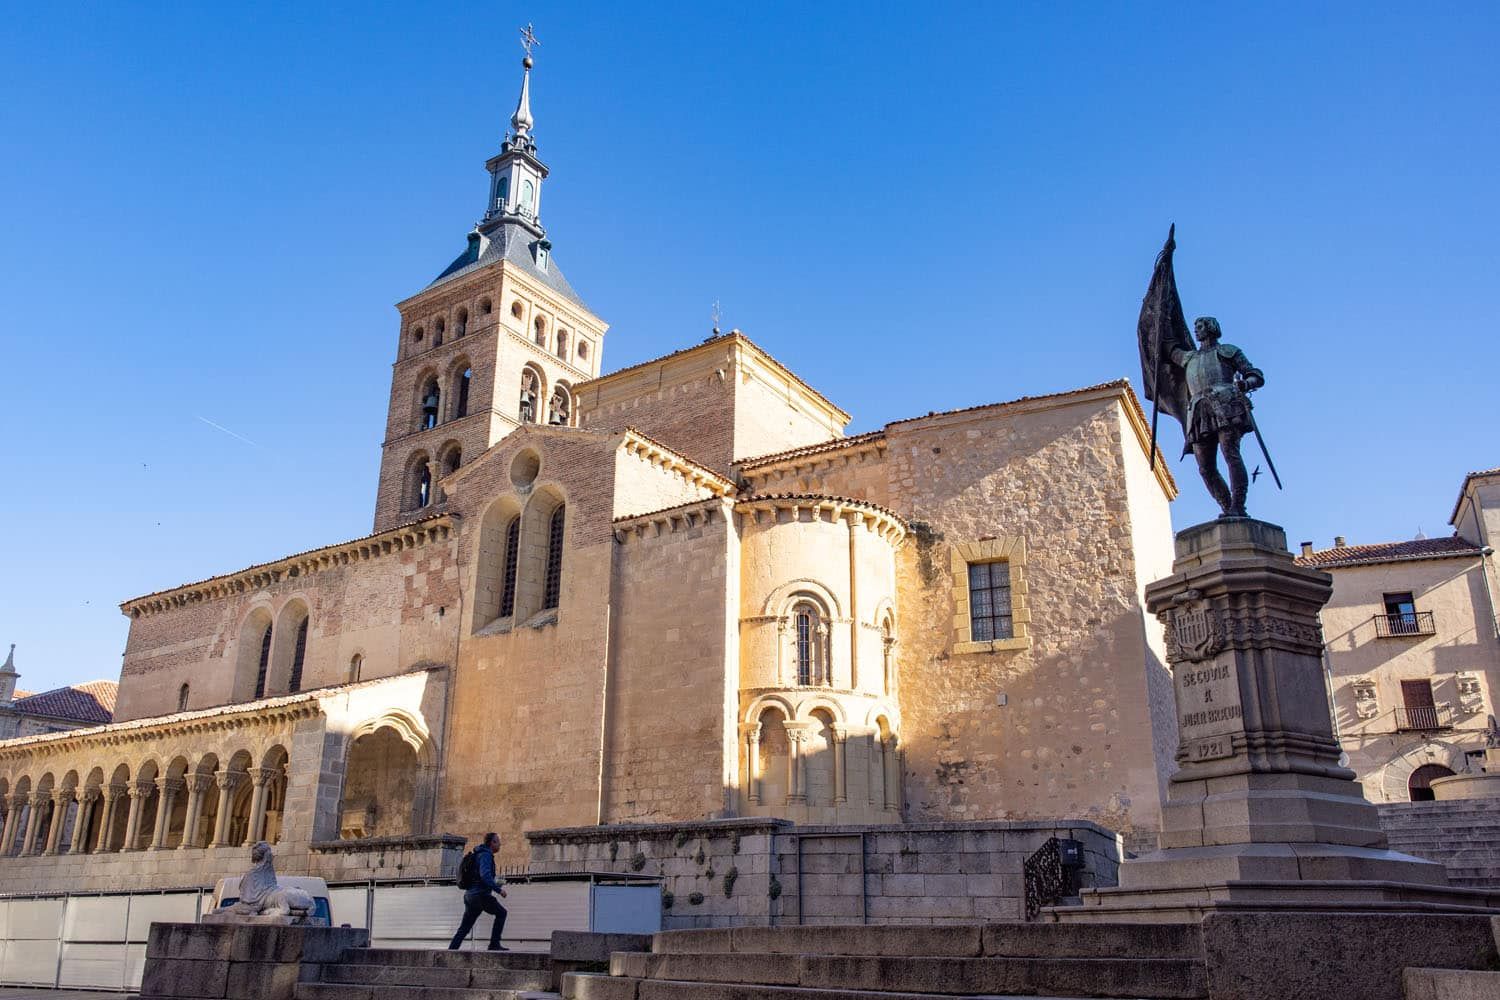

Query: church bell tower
[371,28,608,533]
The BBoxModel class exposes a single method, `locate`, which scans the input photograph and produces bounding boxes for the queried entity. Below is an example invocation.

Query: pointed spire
[1,644,14,674]
[511,56,534,137]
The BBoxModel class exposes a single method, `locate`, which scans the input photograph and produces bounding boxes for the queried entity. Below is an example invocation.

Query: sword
[1238,381,1283,491]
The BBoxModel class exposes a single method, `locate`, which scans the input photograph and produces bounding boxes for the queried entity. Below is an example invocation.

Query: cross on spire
[519,23,540,58]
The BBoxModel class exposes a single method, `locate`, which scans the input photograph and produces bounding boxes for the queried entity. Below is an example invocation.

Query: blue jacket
[467,845,504,898]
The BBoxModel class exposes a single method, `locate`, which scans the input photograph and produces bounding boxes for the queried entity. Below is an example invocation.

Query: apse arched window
[548,386,571,425]
[533,316,547,346]
[455,367,471,418]
[177,684,190,712]
[414,462,432,509]
[349,654,363,683]
[519,370,539,424]
[792,601,827,686]
[543,505,565,610]
[287,618,308,693]
[500,517,520,617]
[881,615,896,695]
[556,330,568,360]
[520,179,535,215]
[420,378,441,431]
[254,623,273,699]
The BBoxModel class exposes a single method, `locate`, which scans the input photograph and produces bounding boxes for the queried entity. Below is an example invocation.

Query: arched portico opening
[1409,763,1456,802]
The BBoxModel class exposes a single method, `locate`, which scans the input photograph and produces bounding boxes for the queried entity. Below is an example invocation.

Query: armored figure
[1138,228,1278,518]
[1170,317,1264,517]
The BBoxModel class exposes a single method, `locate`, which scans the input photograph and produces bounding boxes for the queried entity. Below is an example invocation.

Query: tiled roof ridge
[576,331,851,423]
[736,429,889,471]
[1295,534,1484,568]
[11,680,118,725]
[612,495,732,525]
[1449,465,1500,525]
[735,491,907,525]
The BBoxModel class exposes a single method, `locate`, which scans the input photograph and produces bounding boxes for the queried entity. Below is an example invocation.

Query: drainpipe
[596,531,622,825]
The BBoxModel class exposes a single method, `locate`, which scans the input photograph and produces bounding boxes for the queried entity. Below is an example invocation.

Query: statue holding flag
[1138,226,1277,518]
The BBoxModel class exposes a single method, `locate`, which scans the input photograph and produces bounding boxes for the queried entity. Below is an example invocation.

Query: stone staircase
[1379,799,1500,888]
[1402,916,1500,999]
[561,923,1209,999]
[293,947,559,1000]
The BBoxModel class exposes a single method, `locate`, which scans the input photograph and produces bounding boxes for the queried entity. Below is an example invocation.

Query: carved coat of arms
[1165,593,1224,662]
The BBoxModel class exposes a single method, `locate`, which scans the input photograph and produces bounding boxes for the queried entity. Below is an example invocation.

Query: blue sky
[2,3,1496,691]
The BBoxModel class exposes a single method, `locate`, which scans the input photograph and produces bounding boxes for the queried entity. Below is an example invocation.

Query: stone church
[0,57,1180,893]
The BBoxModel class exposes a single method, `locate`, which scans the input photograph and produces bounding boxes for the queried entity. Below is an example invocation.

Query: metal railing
[1374,611,1436,637]
[1022,838,1079,921]
[1395,705,1453,731]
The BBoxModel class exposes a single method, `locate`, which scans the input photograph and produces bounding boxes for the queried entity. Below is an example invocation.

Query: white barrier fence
[0,874,660,991]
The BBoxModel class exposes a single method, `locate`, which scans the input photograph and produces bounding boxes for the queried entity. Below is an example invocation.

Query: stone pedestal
[1057,518,1500,921]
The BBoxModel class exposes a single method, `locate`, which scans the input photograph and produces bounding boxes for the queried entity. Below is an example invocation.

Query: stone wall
[528,817,1121,929]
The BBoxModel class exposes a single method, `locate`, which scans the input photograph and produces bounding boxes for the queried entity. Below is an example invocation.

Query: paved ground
[0,990,131,999]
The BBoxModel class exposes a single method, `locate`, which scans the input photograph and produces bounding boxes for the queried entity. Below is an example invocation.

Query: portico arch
[338,712,435,840]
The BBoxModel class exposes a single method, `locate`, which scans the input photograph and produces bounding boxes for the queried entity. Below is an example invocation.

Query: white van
[209,876,333,926]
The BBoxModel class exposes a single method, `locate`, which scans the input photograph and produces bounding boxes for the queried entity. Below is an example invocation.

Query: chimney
[1300,541,1314,557]
[1334,536,1347,548]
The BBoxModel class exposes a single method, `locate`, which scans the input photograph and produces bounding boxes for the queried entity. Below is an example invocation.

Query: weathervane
[519,23,540,59]
[712,300,722,335]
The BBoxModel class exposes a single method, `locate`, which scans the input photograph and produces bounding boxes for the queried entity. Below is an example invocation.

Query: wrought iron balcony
[1373,611,1436,637]
[1394,705,1453,731]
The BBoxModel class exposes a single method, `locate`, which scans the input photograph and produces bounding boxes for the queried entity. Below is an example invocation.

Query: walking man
[448,831,508,950]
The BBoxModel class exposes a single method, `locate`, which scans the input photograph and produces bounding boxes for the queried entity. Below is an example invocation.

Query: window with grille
[254,624,272,699]
[177,684,190,713]
[288,618,308,693]
[543,505,565,609]
[795,606,816,684]
[968,562,1013,641]
[456,368,471,418]
[500,517,521,617]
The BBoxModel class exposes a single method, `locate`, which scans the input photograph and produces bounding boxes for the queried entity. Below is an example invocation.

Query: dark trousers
[448,892,507,949]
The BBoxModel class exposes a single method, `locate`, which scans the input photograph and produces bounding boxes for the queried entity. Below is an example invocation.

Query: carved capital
[106,783,128,802]
[7,793,26,810]
[131,780,155,799]
[156,777,185,796]
[31,792,50,807]
[80,786,102,804]
[250,767,278,787]
[189,774,215,794]
[52,790,72,807]
[830,723,851,742]
[216,771,246,793]
[737,722,762,742]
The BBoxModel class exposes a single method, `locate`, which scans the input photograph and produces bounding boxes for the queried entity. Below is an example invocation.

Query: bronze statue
[1138,227,1279,518]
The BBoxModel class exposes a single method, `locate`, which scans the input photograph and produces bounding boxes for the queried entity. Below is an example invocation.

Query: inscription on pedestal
[1176,657,1243,761]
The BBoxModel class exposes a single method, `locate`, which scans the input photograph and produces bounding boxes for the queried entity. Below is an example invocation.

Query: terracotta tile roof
[1449,466,1500,525]
[736,429,889,471]
[1295,535,1485,569]
[12,681,117,724]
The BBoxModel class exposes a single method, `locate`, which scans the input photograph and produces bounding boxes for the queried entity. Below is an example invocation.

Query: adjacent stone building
[0,55,1181,894]
[1298,467,1500,803]
[0,646,116,740]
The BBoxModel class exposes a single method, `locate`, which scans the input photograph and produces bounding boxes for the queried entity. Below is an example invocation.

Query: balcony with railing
[1373,611,1436,638]
[1394,704,1453,731]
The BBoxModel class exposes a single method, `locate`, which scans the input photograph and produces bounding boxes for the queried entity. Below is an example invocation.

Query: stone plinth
[1058,518,1500,921]
[140,922,367,1000]
[1433,748,1500,800]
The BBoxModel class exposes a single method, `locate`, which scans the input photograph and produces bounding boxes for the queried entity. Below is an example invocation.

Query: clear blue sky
[2,4,1496,692]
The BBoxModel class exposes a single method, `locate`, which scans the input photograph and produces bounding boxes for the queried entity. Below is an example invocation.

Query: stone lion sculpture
[212,841,315,922]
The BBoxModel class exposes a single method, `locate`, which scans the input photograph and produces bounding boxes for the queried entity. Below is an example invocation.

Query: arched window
[434,318,445,347]
[414,463,432,508]
[349,654,363,683]
[533,316,547,347]
[792,601,827,686]
[511,300,524,321]
[456,309,468,338]
[455,367,471,419]
[548,385,571,425]
[543,505,565,610]
[495,176,509,210]
[254,623,273,699]
[578,340,590,362]
[520,179,535,215]
[177,684,190,713]
[440,446,462,477]
[556,330,568,360]
[519,370,539,424]
[287,618,308,693]
[480,298,493,315]
[500,517,521,617]
[420,378,440,431]
[881,615,896,695]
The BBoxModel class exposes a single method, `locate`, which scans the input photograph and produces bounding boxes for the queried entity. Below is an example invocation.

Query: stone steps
[650,923,1204,960]
[564,976,1115,1000]
[291,945,559,1000]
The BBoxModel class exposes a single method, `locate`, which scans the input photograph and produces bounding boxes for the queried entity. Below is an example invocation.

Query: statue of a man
[1169,317,1264,517]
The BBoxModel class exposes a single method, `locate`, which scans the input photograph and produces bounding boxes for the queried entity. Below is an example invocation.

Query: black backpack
[457,849,480,890]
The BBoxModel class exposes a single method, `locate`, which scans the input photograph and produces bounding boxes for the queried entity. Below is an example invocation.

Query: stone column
[211,773,242,847]
[44,791,70,855]
[831,724,849,805]
[244,768,275,845]
[179,775,212,850]
[96,785,124,853]
[71,789,97,854]
[0,794,21,855]
[847,516,860,689]
[739,723,762,806]
[784,723,813,804]
[123,781,151,851]
[150,777,182,850]
[775,621,788,687]
[881,738,900,811]
[20,793,46,856]
[815,623,831,686]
